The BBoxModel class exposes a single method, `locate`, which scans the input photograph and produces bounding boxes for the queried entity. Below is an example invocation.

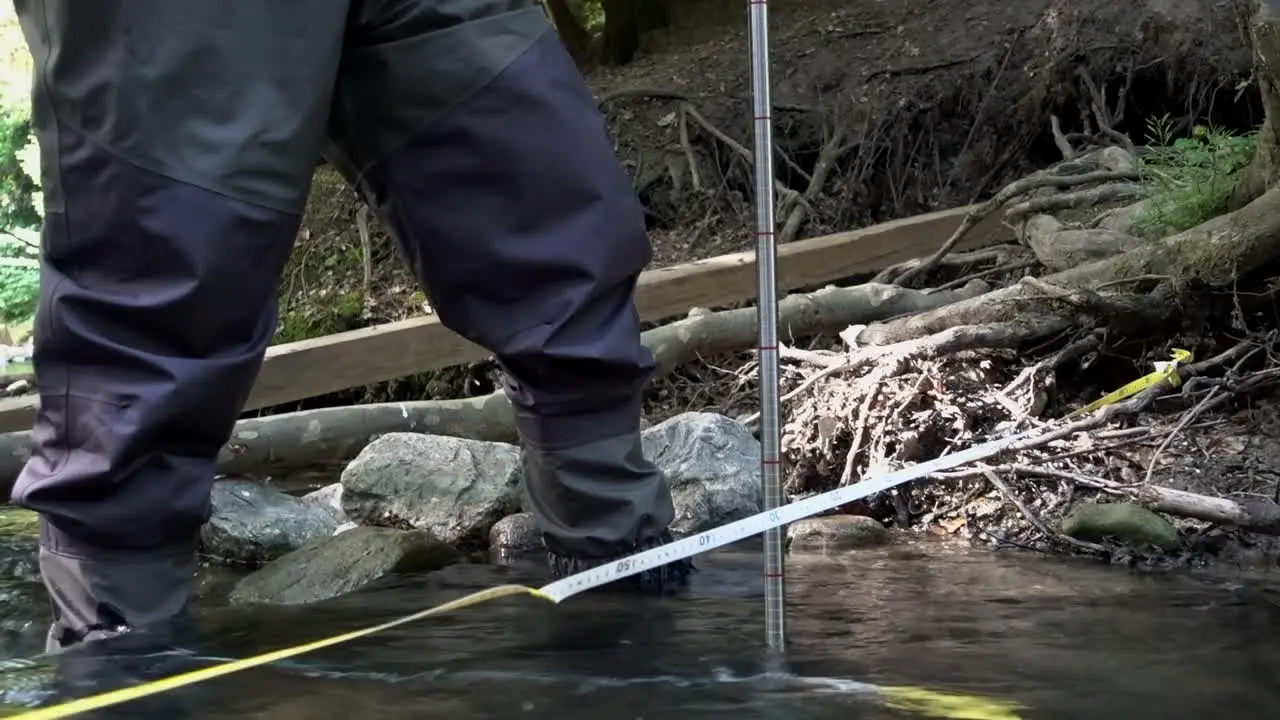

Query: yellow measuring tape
[1,582,1026,720]
[0,394,1078,720]
[2,349,1194,719]
[1067,348,1192,418]
[4,585,551,720]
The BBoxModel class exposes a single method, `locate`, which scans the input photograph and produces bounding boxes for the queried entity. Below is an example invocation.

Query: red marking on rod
[753,115,772,121]
[758,346,777,351]
[755,230,775,236]
[763,572,785,578]
[761,458,781,465]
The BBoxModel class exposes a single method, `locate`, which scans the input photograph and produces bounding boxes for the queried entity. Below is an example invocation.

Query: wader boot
[514,401,692,592]
[43,611,203,719]
[38,519,197,652]
[10,0,687,654]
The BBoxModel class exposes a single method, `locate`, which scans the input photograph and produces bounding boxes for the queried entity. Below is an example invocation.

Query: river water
[1,523,1279,719]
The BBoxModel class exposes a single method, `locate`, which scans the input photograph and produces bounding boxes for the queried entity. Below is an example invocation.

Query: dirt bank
[592,0,1251,263]
[274,0,1253,415]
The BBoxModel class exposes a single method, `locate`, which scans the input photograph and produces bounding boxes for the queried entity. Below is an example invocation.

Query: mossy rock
[1061,502,1180,552]
[229,526,461,606]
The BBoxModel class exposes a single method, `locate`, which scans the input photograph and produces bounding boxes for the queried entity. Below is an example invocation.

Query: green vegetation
[274,167,379,346]
[1133,116,1257,238]
[0,123,39,328]
[0,12,38,338]
[274,288,365,344]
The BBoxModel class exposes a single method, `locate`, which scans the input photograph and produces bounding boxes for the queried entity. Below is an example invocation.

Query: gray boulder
[642,412,763,536]
[201,480,337,566]
[787,515,890,553]
[489,512,542,553]
[229,526,462,606]
[341,433,522,548]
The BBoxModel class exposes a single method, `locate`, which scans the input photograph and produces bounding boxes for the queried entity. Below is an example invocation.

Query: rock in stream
[341,433,523,548]
[642,412,763,536]
[1061,501,1181,552]
[301,483,349,525]
[230,526,461,606]
[201,479,338,566]
[489,512,542,554]
[788,515,890,552]
[336,412,764,555]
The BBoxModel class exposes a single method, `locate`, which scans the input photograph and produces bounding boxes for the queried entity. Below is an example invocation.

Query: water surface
[2,539,1279,719]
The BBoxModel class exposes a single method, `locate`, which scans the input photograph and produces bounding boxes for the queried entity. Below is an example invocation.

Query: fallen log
[0,280,989,496]
[0,202,1017,434]
[1137,486,1280,536]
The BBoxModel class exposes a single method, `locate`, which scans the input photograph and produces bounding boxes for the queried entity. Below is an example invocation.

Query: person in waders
[10,0,694,655]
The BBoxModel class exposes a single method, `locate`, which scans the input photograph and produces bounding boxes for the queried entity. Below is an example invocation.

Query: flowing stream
[1,510,1279,719]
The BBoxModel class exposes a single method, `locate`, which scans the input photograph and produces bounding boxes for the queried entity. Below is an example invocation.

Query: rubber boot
[41,617,205,719]
[25,521,202,717]
[521,429,693,594]
[39,520,197,653]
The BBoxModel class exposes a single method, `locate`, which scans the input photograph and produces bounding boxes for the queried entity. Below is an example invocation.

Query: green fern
[1132,115,1256,238]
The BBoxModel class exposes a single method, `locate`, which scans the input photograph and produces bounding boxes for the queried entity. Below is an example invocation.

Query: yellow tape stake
[1067,348,1192,419]
[6,585,554,720]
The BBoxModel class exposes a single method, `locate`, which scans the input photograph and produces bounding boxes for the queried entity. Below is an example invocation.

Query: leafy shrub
[1133,116,1256,238]
[0,106,39,326]
[0,227,36,323]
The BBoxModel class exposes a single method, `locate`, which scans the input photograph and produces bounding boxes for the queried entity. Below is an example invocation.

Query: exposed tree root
[877,127,1142,286]
[854,183,1280,346]
[1004,182,1145,219]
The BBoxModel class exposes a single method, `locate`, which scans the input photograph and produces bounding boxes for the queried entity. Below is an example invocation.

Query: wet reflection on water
[2,543,1280,719]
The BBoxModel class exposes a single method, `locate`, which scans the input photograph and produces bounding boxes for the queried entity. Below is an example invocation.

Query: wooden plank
[0,204,1010,433]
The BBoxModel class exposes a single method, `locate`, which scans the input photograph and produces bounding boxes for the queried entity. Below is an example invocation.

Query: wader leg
[326,1,690,590]
[10,0,346,647]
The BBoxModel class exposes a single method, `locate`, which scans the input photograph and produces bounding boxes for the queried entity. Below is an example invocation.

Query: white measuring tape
[5,427,1035,720]
[538,428,1032,602]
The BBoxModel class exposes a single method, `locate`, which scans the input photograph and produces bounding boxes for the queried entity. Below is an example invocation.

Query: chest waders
[11,0,690,663]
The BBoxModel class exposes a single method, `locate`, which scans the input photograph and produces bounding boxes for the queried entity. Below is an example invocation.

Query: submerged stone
[787,515,890,552]
[229,526,462,606]
[489,512,542,553]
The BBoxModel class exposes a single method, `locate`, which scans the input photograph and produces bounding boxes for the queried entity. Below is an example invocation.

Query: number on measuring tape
[698,533,711,547]
[767,510,781,523]
[614,559,632,574]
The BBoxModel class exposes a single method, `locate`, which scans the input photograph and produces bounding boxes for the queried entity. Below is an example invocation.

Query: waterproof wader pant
[12,0,683,650]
